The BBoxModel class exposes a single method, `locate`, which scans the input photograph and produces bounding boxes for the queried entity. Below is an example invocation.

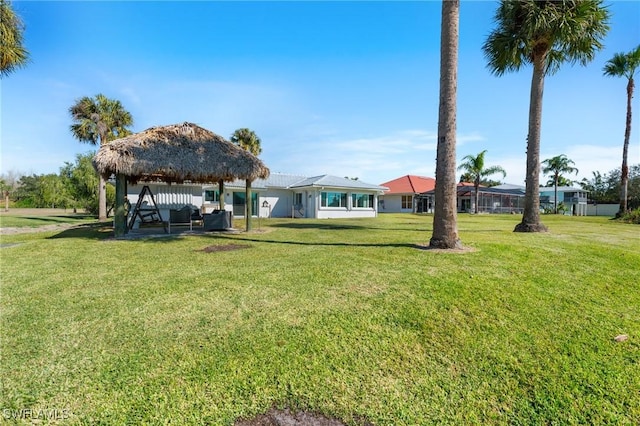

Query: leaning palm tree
[542,154,578,214]
[69,94,133,220]
[603,45,640,216]
[0,0,29,77]
[483,0,609,232]
[457,150,506,214]
[230,128,262,156]
[430,0,461,249]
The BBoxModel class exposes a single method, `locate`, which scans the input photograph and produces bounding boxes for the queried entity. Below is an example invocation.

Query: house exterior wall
[310,189,379,219]
[379,194,414,213]
[259,189,293,218]
[540,188,589,216]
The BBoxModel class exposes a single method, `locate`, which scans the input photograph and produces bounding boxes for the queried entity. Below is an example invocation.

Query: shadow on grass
[47,223,114,240]
[17,215,95,224]
[211,233,423,249]
[269,222,369,230]
[268,222,433,233]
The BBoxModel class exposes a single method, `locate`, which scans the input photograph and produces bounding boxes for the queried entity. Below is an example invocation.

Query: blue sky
[1,1,639,187]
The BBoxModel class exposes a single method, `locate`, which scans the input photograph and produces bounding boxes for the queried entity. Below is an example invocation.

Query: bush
[618,207,640,224]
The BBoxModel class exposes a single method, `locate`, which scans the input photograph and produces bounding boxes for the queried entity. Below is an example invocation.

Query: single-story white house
[126,173,387,223]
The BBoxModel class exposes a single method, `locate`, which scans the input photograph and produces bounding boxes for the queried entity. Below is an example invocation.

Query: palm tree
[603,45,640,216]
[230,128,262,156]
[545,175,575,188]
[430,0,461,249]
[69,94,133,220]
[483,0,609,232]
[1,0,29,77]
[542,154,578,214]
[230,128,262,231]
[457,150,506,214]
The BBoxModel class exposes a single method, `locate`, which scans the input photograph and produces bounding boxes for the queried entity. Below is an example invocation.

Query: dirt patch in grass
[235,408,372,426]
[199,244,251,253]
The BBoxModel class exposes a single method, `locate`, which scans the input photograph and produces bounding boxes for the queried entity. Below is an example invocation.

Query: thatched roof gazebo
[93,122,270,236]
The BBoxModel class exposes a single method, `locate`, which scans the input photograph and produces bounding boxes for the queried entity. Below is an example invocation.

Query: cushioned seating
[168,206,193,233]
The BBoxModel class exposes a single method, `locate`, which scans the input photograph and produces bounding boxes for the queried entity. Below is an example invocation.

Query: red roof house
[378,175,436,213]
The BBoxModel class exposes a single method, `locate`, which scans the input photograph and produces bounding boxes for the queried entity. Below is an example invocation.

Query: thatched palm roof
[93,122,270,184]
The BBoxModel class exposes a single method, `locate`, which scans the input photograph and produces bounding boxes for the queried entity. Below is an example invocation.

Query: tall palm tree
[483,0,609,232]
[230,128,262,156]
[457,150,506,214]
[542,154,578,214]
[430,0,461,249]
[545,175,575,188]
[230,128,262,231]
[0,0,29,77]
[69,94,133,220]
[603,45,640,216]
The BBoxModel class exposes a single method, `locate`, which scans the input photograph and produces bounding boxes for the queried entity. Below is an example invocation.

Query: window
[232,192,258,216]
[294,193,303,206]
[351,193,374,208]
[321,191,347,208]
[204,189,220,202]
[402,195,413,209]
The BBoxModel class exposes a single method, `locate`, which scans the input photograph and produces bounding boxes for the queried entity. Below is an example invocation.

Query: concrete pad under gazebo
[93,122,270,237]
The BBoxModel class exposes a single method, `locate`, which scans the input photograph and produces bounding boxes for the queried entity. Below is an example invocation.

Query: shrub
[618,207,640,224]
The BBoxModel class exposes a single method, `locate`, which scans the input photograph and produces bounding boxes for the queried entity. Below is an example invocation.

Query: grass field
[1,213,638,425]
[0,209,95,228]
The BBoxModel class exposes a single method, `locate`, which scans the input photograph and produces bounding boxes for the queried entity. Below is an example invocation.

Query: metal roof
[210,173,386,192]
[289,175,387,191]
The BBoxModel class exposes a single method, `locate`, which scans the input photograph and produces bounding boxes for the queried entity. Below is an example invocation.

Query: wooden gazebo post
[218,179,225,211]
[245,179,252,232]
[114,173,127,237]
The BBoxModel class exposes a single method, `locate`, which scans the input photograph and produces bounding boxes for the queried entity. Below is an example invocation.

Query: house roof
[420,183,525,197]
[214,173,386,192]
[493,183,525,191]
[539,186,588,192]
[289,175,387,191]
[380,175,436,194]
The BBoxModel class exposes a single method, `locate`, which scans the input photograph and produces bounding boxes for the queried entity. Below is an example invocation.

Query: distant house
[539,186,589,216]
[126,173,387,223]
[418,183,526,214]
[379,175,436,213]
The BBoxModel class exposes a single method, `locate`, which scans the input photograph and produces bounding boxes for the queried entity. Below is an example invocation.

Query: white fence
[586,204,619,217]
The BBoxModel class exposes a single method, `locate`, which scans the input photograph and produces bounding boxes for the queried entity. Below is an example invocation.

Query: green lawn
[0,211,96,228]
[1,214,638,425]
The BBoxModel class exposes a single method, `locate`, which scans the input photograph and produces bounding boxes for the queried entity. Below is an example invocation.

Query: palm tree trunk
[98,175,107,220]
[515,54,548,232]
[474,179,480,214]
[554,175,559,214]
[430,0,461,249]
[619,77,633,215]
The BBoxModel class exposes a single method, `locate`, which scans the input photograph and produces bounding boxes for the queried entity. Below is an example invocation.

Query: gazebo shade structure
[93,122,269,236]
[93,122,269,184]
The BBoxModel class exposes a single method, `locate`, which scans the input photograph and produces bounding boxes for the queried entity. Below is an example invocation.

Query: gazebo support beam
[218,179,225,211]
[245,179,252,231]
[114,173,127,237]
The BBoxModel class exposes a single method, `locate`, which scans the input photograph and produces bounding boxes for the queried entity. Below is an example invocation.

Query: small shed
[93,122,270,236]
